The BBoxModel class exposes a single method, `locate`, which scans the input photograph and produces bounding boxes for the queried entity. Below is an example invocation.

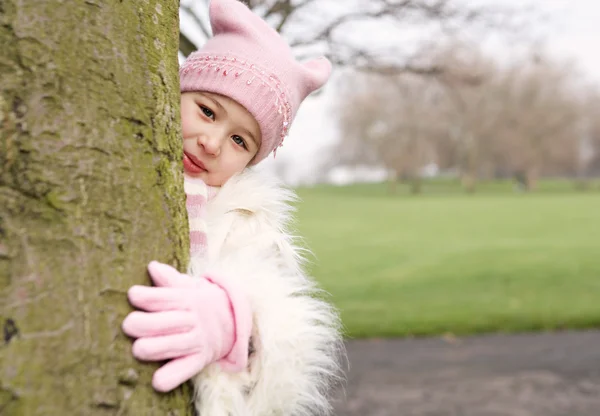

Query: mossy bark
[0,0,191,414]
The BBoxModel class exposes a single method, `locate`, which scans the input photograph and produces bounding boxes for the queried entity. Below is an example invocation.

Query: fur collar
[206,168,298,226]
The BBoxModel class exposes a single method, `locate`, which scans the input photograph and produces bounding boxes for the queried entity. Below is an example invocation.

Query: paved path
[332,330,600,416]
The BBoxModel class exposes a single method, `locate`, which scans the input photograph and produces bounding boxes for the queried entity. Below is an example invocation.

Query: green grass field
[295,179,600,339]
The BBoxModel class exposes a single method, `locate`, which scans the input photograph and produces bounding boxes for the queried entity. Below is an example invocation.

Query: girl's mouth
[183,152,207,174]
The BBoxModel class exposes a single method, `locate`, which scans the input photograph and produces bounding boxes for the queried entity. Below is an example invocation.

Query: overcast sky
[182,0,600,184]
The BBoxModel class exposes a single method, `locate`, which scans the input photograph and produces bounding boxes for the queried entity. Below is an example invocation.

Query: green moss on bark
[0,0,191,414]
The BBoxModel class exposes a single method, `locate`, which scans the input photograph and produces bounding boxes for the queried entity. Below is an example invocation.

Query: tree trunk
[524,167,539,191]
[387,170,399,194]
[460,133,478,193]
[1,1,192,414]
[410,176,422,195]
[461,172,477,193]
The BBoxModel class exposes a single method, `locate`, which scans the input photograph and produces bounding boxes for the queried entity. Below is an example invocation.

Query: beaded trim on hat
[180,53,293,154]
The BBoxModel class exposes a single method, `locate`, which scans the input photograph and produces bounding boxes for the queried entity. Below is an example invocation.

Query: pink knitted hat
[179,0,332,164]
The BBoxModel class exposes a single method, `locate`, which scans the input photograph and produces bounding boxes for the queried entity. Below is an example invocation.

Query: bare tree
[589,122,600,178]
[334,72,443,193]
[492,58,584,190]
[334,42,509,194]
[431,43,504,192]
[180,0,532,76]
[579,90,600,180]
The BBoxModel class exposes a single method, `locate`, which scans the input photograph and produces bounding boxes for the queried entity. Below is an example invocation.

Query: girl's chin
[183,169,221,186]
[184,171,205,179]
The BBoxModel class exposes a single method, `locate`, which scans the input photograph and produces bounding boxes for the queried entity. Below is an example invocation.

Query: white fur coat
[187,169,344,415]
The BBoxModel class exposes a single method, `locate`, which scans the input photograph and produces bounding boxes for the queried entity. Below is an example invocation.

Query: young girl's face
[181,91,261,186]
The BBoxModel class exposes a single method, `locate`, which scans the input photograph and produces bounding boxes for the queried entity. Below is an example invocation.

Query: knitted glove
[122,261,251,392]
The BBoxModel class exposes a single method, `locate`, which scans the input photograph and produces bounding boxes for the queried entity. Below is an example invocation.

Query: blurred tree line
[332,44,600,193]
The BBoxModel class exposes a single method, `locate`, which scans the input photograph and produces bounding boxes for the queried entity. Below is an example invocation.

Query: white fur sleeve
[191,212,344,416]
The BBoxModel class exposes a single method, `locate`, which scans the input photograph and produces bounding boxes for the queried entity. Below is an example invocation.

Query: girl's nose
[197,133,221,157]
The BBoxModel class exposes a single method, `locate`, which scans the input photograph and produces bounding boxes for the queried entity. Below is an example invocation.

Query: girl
[121,0,344,414]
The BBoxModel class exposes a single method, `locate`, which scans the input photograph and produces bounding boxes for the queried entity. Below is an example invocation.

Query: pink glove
[122,261,251,392]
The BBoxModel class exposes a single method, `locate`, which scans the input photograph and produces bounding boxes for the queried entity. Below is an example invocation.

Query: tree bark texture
[0,0,191,414]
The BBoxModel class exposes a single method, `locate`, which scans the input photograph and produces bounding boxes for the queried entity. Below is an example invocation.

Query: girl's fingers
[127,286,187,312]
[152,354,210,393]
[131,332,200,362]
[147,261,195,288]
[122,310,195,338]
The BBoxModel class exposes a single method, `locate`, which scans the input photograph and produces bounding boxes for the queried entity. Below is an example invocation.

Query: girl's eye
[231,135,247,149]
[199,105,214,120]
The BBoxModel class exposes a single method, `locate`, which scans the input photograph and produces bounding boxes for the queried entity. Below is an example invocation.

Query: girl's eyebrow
[242,127,259,148]
[201,93,227,115]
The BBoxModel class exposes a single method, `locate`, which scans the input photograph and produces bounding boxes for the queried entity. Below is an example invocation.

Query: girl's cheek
[180,117,193,137]
[180,105,195,129]
[181,123,189,136]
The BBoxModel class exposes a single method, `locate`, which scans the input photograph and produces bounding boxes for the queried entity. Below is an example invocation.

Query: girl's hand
[122,261,236,392]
